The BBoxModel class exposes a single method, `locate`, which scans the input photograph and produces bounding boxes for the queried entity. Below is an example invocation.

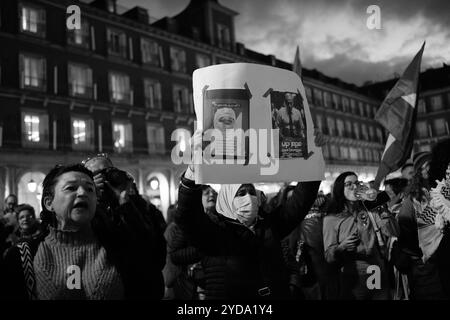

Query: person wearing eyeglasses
[322,172,397,300]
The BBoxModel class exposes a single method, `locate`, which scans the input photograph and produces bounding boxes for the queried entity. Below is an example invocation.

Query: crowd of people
[0,134,449,300]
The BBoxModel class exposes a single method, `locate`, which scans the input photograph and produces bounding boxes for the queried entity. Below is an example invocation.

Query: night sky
[116,0,450,86]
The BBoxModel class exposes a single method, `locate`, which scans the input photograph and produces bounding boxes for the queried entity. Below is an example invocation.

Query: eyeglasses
[81,153,110,166]
[344,181,360,188]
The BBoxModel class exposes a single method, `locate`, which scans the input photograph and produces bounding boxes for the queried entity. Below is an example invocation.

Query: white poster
[192,63,325,184]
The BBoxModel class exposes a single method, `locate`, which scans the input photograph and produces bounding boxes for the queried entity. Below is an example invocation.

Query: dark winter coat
[176,174,320,299]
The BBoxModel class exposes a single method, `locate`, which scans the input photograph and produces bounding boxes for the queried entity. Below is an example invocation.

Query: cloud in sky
[118,0,450,85]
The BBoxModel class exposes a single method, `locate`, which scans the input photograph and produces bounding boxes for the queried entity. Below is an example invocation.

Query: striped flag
[373,43,425,188]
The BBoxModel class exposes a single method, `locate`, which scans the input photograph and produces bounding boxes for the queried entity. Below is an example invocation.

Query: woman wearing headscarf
[212,107,238,157]
[323,172,396,300]
[175,131,325,299]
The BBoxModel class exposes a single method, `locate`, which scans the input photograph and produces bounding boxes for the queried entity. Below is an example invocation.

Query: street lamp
[27,179,37,193]
[149,178,159,191]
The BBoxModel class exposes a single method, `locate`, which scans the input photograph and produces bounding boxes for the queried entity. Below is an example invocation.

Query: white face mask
[232,194,259,227]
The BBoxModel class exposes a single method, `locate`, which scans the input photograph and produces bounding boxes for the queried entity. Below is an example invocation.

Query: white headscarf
[215,184,264,221]
[215,184,241,220]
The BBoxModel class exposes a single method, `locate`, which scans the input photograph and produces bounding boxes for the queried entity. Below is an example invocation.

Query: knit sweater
[33,227,124,300]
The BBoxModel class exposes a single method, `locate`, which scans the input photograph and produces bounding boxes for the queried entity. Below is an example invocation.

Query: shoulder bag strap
[17,242,37,300]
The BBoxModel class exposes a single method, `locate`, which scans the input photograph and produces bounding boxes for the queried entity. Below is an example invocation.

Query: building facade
[0,0,388,215]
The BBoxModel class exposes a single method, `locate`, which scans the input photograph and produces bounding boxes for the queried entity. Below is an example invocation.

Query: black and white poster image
[202,86,250,161]
[270,91,308,159]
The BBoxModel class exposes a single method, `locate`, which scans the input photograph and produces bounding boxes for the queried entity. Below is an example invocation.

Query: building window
[340,146,349,159]
[430,95,443,112]
[68,63,93,98]
[72,117,94,150]
[345,120,352,138]
[112,121,133,153]
[416,121,428,138]
[336,119,344,137]
[144,79,162,110]
[170,47,186,73]
[330,144,340,159]
[315,114,325,134]
[313,89,323,107]
[332,94,341,110]
[173,128,191,154]
[366,104,373,118]
[173,85,190,113]
[361,124,369,140]
[327,117,336,136]
[418,99,426,114]
[195,53,211,69]
[353,122,360,140]
[216,24,231,49]
[67,20,90,48]
[107,28,127,58]
[141,38,163,67]
[357,148,364,161]
[342,97,349,112]
[358,102,365,117]
[433,118,447,136]
[305,86,312,104]
[323,92,331,108]
[109,72,131,104]
[147,124,165,154]
[349,147,358,161]
[369,126,375,141]
[376,128,384,143]
[20,54,46,91]
[350,99,357,114]
[365,149,373,162]
[21,111,48,148]
[19,3,45,37]
[372,149,380,162]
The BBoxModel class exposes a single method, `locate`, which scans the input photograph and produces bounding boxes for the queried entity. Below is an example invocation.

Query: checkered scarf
[414,164,450,262]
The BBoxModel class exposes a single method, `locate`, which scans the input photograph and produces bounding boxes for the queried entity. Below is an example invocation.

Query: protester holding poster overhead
[175,131,326,299]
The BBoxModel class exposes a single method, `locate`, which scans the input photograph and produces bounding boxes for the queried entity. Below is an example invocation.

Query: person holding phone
[323,172,397,300]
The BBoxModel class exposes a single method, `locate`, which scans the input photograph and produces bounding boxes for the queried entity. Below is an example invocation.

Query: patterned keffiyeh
[415,164,450,262]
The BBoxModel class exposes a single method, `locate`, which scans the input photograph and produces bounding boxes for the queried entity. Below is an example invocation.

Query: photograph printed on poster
[269,90,309,159]
[202,85,251,162]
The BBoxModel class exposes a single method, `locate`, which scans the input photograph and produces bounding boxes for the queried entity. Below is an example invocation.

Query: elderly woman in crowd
[14,204,43,244]
[174,131,325,299]
[0,163,163,300]
[323,172,396,300]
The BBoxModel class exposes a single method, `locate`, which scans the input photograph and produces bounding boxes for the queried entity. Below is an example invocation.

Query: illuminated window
[195,54,211,69]
[144,79,162,110]
[170,47,186,73]
[20,54,46,90]
[107,28,127,58]
[141,38,163,67]
[21,112,48,148]
[20,4,45,37]
[147,124,165,154]
[109,72,131,104]
[112,121,133,153]
[173,85,189,113]
[67,20,90,48]
[68,63,93,98]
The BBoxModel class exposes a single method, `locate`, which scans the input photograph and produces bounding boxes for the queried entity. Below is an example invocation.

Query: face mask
[233,194,259,227]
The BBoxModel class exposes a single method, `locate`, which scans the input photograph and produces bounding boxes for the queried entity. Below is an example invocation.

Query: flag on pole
[373,42,425,188]
[292,45,302,79]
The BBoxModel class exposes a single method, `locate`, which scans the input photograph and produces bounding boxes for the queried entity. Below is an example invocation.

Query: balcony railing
[148,142,166,154]
[110,91,132,105]
[22,132,49,149]
[69,84,94,99]
[145,97,162,110]
[22,75,46,90]
[108,43,127,58]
